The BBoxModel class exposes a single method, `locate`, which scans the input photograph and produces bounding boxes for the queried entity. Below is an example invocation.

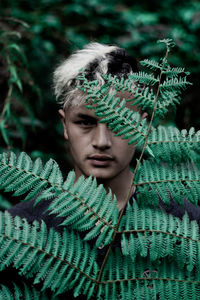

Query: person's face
[59,105,137,181]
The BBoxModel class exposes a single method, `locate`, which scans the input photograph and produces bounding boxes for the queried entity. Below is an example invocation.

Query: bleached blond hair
[53,42,137,108]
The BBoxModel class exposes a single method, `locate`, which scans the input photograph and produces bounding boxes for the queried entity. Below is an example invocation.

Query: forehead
[65,104,100,119]
[64,89,140,122]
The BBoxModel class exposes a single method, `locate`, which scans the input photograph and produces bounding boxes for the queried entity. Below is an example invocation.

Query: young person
[9,42,142,221]
[55,43,146,211]
[4,42,143,300]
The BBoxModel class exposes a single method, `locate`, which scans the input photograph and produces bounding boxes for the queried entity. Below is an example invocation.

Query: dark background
[0,0,200,183]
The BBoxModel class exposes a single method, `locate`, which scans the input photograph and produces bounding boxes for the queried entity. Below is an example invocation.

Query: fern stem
[93,43,171,297]
[0,84,12,121]
[136,178,200,186]
[116,228,200,243]
[131,46,170,184]
[148,140,200,145]
[93,181,134,295]
[99,277,200,285]
[0,17,30,28]
[0,161,115,229]
[1,232,98,283]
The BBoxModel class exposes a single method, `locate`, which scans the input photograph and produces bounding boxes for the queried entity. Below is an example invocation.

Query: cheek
[115,139,135,160]
[68,130,90,156]
[124,147,135,161]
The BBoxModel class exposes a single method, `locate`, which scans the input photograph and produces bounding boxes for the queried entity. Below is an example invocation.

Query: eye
[75,119,96,127]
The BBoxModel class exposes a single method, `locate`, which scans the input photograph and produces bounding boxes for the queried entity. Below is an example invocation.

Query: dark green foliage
[0,194,12,210]
[119,201,200,271]
[0,152,119,247]
[147,126,200,164]
[0,39,199,298]
[136,160,200,206]
[0,282,56,299]
[97,250,200,300]
[0,211,98,297]
[0,20,40,148]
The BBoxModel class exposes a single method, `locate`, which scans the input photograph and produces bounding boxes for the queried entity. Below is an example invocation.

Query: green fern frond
[128,86,154,110]
[0,212,98,297]
[101,73,156,115]
[101,73,137,93]
[147,126,200,163]
[155,90,181,117]
[118,201,200,271]
[89,96,148,146]
[163,66,190,77]
[78,74,149,147]
[0,39,199,299]
[97,249,200,300]
[121,281,200,300]
[132,88,180,119]
[0,151,63,201]
[140,59,162,71]
[0,152,119,247]
[135,160,200,206]
[103,74,183,119]
[129,72,159,86]
[101,75,182,120]
[47,173,118,248]
[160,76,192,92]
[158,38,176,52]
[0,282,54,300]
[140,60,189,77]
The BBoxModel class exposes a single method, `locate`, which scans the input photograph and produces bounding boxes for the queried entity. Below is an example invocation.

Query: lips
[89,154,113,160]
[88,154,114,166]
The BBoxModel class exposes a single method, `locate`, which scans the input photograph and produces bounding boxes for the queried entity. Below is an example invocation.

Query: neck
[96,168,134,211]
[74,166,135,211]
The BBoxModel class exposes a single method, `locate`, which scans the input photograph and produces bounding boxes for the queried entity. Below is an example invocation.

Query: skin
[59,104,146,210]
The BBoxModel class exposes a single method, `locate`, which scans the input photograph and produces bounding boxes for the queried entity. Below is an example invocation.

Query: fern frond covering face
[60,104,136,181]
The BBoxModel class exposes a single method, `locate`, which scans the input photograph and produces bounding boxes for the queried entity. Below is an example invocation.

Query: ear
[141,112,148,120]
[58,109,69,141]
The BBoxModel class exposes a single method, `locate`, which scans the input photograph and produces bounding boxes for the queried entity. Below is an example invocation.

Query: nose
[92,124,112,150]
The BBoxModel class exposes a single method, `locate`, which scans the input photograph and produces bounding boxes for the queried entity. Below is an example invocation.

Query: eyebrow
[76,113,97,120]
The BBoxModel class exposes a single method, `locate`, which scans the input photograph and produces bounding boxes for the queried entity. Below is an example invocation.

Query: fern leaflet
[129,71,159,86]
[140,59,162,71]
[0,152,119,247]
[147,126,200,163]
[0,212,98,297]
[135,160,200,206]
[118,200,200,271]
[0,282,55,300]
[78,73,149,147]
[160,77,192,92]
[97,249,200,300]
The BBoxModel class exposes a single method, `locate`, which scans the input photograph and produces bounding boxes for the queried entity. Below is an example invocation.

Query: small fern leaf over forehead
[0,212,98,297]
[78,73,148,147]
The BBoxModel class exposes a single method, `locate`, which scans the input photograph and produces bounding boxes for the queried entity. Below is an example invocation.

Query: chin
[86,168,116,180]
